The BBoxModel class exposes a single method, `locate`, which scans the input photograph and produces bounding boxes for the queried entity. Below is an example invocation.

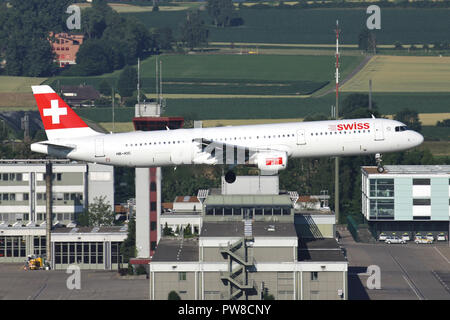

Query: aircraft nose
[414,131,424,147]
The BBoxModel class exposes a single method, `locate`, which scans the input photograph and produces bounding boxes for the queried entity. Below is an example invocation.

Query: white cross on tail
[43,99,67,124]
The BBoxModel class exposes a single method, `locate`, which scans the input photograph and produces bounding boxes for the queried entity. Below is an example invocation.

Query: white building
[0,160,114,226]
[361,165,450,240]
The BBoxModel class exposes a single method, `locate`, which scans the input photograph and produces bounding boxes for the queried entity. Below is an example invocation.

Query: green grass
[369,92,450,115]
[123,8,450,45]
[421,126,450,141]
[0,76,47,93]
[46,54,362,96]
[72,91,450,123]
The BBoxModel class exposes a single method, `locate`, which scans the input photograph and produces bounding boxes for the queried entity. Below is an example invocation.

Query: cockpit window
[395,126,409,132]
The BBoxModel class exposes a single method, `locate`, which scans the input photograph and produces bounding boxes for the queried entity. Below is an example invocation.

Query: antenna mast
[335,20,340,116]
[159,59,162,106]
[334,19,340,225]
[137,57,141,117]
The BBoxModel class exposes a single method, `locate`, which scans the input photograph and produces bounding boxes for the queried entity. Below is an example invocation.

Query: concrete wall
[252,247,294,263]
[152,271,197,300]
[301,271,345,300]
[135,168,150,258]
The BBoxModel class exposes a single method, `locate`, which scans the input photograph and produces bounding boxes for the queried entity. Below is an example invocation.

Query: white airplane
[30,85,423,183]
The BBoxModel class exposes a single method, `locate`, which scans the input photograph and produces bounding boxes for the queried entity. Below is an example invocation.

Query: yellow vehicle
[25,255,45,270]
[414,236,433,244]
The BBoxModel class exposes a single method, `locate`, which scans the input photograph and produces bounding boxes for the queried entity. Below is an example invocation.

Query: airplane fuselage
[32,118,424,168]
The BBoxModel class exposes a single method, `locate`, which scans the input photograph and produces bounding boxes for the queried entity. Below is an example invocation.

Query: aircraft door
[95,138,105,157]
[374,121,385,141]
[296,129,306,145]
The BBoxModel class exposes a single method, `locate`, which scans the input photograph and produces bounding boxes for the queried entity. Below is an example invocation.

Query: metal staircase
[220,221,256,299]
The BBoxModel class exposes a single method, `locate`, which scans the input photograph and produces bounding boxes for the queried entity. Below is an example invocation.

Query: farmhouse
[60,85,100,107]
[49,32,84,67]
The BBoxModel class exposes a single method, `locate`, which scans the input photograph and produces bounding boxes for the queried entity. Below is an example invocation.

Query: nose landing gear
[375,153,385,173]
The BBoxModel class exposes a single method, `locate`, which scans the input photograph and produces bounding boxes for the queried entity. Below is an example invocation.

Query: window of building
[150,221,156,231]
[150,241,157,251]
[150,202,157,211]
[311,272,318,281]
[370,179,394,197]
[370,199,394,219]
[413,199,431,206]
[150,182,156,191]
[179,272,187,281]
[413,179,430,185]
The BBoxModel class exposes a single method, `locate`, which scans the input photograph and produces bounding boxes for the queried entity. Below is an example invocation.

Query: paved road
[314,55,373,98]
[0,264,149,300]
[341,229,450,300]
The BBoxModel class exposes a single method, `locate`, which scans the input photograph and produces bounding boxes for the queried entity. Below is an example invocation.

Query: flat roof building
[0,160,117,268]
[0,225,127,270]
[361,165,450,240]
[150,175,346,300]
[0,160,113,227]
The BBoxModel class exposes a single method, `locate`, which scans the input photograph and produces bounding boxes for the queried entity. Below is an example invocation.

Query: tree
[358,29,376,53]
[184,224,192,236]
[341,93,380,119]
[168,291,181,300]
[153,27,174,51]
[163,222,173,236]
[99,80,112,96]
[207,0,235,27]
[436,119,450,127]
[0,0,71,76]
[120,218,136,263]
[75,40,113,75]
[394,41,403,50]
[117,65,138,100]
[303,113,329,122]
[90,196,115,226]
[394,108,422,132]
[180,10,209,50]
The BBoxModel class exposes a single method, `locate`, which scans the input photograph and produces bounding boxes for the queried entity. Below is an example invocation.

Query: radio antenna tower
[334,20,340,225]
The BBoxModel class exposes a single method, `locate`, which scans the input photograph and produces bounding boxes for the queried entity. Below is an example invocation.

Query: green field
[0,76,47,93]
[73,91,450,123]
[124,7,450,45]
[421,126,450,141]
[46,54,362,96]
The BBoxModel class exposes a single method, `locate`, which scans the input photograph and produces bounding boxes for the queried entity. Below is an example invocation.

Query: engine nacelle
[256,152,288,172]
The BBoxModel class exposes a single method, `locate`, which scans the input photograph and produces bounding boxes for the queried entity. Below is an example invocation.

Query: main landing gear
[225,170,236,184]
[375,153,385,173]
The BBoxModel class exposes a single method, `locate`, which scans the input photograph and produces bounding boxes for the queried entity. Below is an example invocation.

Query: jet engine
[256,152,287,172]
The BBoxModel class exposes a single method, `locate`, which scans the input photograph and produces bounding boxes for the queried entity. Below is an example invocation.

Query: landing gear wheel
[225,171,236,184]
[375,153,384,173]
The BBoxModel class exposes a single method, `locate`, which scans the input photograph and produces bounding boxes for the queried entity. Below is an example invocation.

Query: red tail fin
[32,85,99,140]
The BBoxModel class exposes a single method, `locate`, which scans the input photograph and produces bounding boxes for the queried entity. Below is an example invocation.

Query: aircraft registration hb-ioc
[30,85,423,183]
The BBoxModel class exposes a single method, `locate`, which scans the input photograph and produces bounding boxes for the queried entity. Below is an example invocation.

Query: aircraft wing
[194,138,290,165]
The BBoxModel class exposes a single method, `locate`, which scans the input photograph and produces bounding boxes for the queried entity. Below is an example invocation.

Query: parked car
[401,233,410,241]
[426,234,435,241]
[385,236,406,244]
[414,236,433,244]
[437,233,447,241]
[378,233,388,241]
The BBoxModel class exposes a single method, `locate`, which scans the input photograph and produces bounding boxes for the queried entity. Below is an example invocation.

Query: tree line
[0,0,242,77]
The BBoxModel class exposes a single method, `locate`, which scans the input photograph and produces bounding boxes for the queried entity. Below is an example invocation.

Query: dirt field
[0,93,36,108]
[340,56,450,92]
